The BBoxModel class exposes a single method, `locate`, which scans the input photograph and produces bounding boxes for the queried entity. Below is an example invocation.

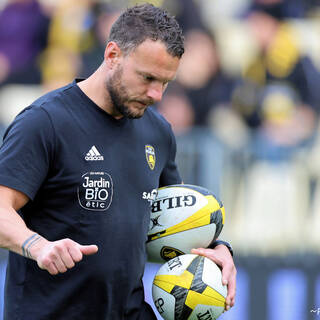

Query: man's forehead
[129,40,180,74]
[131,39,178,60]
[140,69,177,83]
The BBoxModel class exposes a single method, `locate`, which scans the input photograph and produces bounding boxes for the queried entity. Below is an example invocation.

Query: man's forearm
[0,204,42,259]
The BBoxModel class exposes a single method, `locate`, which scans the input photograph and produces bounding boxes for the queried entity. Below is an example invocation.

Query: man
[0,4,236,319]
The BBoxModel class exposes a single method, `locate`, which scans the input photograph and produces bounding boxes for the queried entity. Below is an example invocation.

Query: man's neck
[77,66,125,120]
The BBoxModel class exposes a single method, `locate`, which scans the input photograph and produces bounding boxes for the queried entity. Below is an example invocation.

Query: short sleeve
[0,106,55,200]
[159,124,182,187]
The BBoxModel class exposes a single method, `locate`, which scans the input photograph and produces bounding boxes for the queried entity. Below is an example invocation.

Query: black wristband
[208,240,233,257]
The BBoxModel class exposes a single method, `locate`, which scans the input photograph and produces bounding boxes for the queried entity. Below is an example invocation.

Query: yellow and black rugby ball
[152,254,227,320]
[147,184,225,263]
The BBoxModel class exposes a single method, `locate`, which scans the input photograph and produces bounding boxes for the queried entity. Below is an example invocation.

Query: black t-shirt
[0,80,181,320]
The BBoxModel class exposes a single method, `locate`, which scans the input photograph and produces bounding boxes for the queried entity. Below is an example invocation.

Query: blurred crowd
[1,0,320,256]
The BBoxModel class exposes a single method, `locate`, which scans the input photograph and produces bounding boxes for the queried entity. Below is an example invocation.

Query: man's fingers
[38,258,59,275]
[57,245,76,269]
[78,244,98,256]
[52,252,68,273]
[68,245,83,263]
[226,279,236,308]
[38,251,67,274]
[47,262,59,275]
[223,265,236,310]
[221,263,233,285]
[191,248,205,255]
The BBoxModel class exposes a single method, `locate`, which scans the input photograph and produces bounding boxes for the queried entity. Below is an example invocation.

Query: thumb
[191,248,208,256]
[78,244,98,255]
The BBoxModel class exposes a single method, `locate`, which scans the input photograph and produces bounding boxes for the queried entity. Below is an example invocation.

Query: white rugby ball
[147,184,225,263]
[152,254,227,320]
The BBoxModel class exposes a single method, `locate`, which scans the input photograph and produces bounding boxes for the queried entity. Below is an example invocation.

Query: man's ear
[104,41,122,68]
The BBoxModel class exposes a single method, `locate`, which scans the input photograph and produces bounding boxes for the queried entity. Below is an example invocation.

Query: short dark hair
[108,3,184,58]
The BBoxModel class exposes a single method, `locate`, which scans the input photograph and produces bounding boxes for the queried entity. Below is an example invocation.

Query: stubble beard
[106,65,145,119]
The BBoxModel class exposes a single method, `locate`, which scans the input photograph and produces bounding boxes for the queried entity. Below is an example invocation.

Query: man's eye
[143,75,154,82]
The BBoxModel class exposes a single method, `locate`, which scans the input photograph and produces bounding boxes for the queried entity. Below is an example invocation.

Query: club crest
[160,246,184,261]
[145,145,156,170]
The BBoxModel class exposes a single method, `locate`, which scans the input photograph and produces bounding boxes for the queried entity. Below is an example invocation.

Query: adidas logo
[85,146,104,161]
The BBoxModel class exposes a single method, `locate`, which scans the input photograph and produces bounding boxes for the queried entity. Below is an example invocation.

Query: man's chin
[124,107,147,119]
[126,112,144,119]
[115,103,147,119]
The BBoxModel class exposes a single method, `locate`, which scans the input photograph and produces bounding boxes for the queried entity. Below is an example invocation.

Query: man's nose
[147,83,164,103]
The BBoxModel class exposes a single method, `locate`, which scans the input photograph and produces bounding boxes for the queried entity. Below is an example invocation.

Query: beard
[106,65,152,119]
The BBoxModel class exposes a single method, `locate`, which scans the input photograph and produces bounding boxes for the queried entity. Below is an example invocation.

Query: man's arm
[0,185,98,275]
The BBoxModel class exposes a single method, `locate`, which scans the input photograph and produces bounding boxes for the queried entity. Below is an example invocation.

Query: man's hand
[30,238,98,275]
[191,245,236,311]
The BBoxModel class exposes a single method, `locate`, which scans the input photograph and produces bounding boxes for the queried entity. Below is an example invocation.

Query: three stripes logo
[85,145,104,161]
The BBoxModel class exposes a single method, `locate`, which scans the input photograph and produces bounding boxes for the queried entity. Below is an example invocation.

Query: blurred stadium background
[1,0,320,319]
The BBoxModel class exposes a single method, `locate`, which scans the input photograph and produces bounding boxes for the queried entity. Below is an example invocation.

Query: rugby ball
[152,254,227,320]
[147,184,225,263]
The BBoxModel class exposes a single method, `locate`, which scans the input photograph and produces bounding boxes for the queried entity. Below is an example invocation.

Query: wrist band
[208,240,233,257]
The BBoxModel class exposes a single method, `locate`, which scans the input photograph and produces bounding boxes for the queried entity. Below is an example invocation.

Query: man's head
[103,4,184,119]
[108,3,184,59]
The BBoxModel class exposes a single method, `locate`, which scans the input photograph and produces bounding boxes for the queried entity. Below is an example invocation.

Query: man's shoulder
[32,81,75,109]
[17,81,79,126]
[144,107,171,129]
[7,82,76,135]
